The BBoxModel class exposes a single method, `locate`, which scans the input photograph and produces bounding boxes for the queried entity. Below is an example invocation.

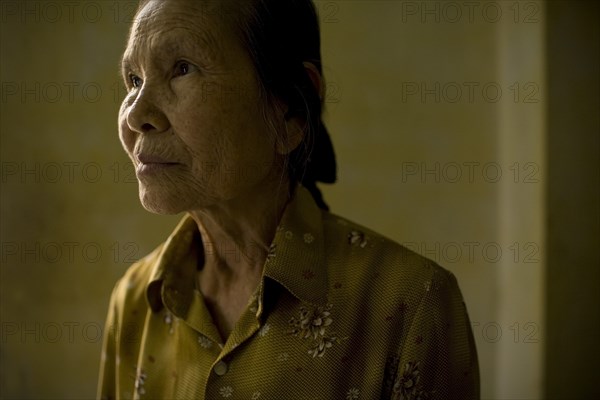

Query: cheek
[118,102,136,156]
[170,77,277,180]
[171,89,237,152]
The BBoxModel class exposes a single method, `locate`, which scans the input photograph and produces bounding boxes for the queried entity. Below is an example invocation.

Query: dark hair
[134,0,337,210]
[233,0,336,211]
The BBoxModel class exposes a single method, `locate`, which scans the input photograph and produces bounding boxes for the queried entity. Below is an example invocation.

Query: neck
[189,176,293,279]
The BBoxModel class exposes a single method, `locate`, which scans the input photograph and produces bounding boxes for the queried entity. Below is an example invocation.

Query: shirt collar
[145,182,328,315]
[262,183,328,305]
[145,215,200,314]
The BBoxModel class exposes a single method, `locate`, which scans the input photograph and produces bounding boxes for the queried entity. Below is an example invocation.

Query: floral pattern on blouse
[97,183,479,400]
[303,233,315,243]
[198,335,212,349]
[163,310,175,334]
[219,386,233,397]
[134,369,147,396]
[391,361,433,400]
[288,303,344,358]
[264,243,277,264]
[258,323,271,337]
[348,229,369,248]
[346,387,360,399]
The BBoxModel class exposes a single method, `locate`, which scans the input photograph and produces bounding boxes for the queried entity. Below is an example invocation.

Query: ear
[275,62,323,156]
[303,61,323,101]
[275,117,305,155]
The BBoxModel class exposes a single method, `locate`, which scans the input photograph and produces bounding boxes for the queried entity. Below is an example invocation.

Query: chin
[138,186,192,215]
[140,196,186,215]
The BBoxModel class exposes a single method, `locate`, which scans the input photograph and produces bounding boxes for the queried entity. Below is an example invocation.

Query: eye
[174,60,197,77]
[129,74,143,88]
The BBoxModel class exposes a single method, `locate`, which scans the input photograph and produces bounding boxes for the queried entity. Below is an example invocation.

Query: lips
[134,152,182,176]
[136,153,179,165]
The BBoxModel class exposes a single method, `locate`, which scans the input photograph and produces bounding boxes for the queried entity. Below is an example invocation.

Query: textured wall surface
[318,2,546,398]
[1,3,182,398]
[0,1,597,399]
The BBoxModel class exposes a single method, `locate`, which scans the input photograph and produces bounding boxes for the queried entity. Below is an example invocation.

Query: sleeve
[389,270,480,400]
[96,279,122,400]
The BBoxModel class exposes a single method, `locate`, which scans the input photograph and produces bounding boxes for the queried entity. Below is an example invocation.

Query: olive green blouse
[97,183,479,400]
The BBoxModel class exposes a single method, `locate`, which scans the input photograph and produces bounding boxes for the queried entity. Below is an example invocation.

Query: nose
[126,87,170,134]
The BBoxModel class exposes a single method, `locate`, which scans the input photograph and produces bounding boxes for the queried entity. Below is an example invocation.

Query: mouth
[135,153,182,176]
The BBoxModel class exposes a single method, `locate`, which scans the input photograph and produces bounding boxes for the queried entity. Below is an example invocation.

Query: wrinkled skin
[119,0,313,339]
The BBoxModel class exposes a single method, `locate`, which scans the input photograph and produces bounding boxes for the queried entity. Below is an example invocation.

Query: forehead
[123,0,236,63]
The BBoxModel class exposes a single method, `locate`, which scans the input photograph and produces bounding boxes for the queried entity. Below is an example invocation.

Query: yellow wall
[1,2,182,398]
[0,1,597,399]
[319,2,546,397]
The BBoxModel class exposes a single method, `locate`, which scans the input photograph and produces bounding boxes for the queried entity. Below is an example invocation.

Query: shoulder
[321,210,460,301]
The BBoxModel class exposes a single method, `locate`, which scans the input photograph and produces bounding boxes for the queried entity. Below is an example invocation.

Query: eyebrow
[120,29,221,78]
[119,55,132,79]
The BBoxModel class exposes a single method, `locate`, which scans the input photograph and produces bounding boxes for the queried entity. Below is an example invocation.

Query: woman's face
[119,0,284,214]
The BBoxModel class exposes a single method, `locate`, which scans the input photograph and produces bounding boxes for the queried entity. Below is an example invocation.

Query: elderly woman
[97,0,479,399]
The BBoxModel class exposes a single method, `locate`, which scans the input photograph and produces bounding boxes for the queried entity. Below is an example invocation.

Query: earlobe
[275,118,305,155]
